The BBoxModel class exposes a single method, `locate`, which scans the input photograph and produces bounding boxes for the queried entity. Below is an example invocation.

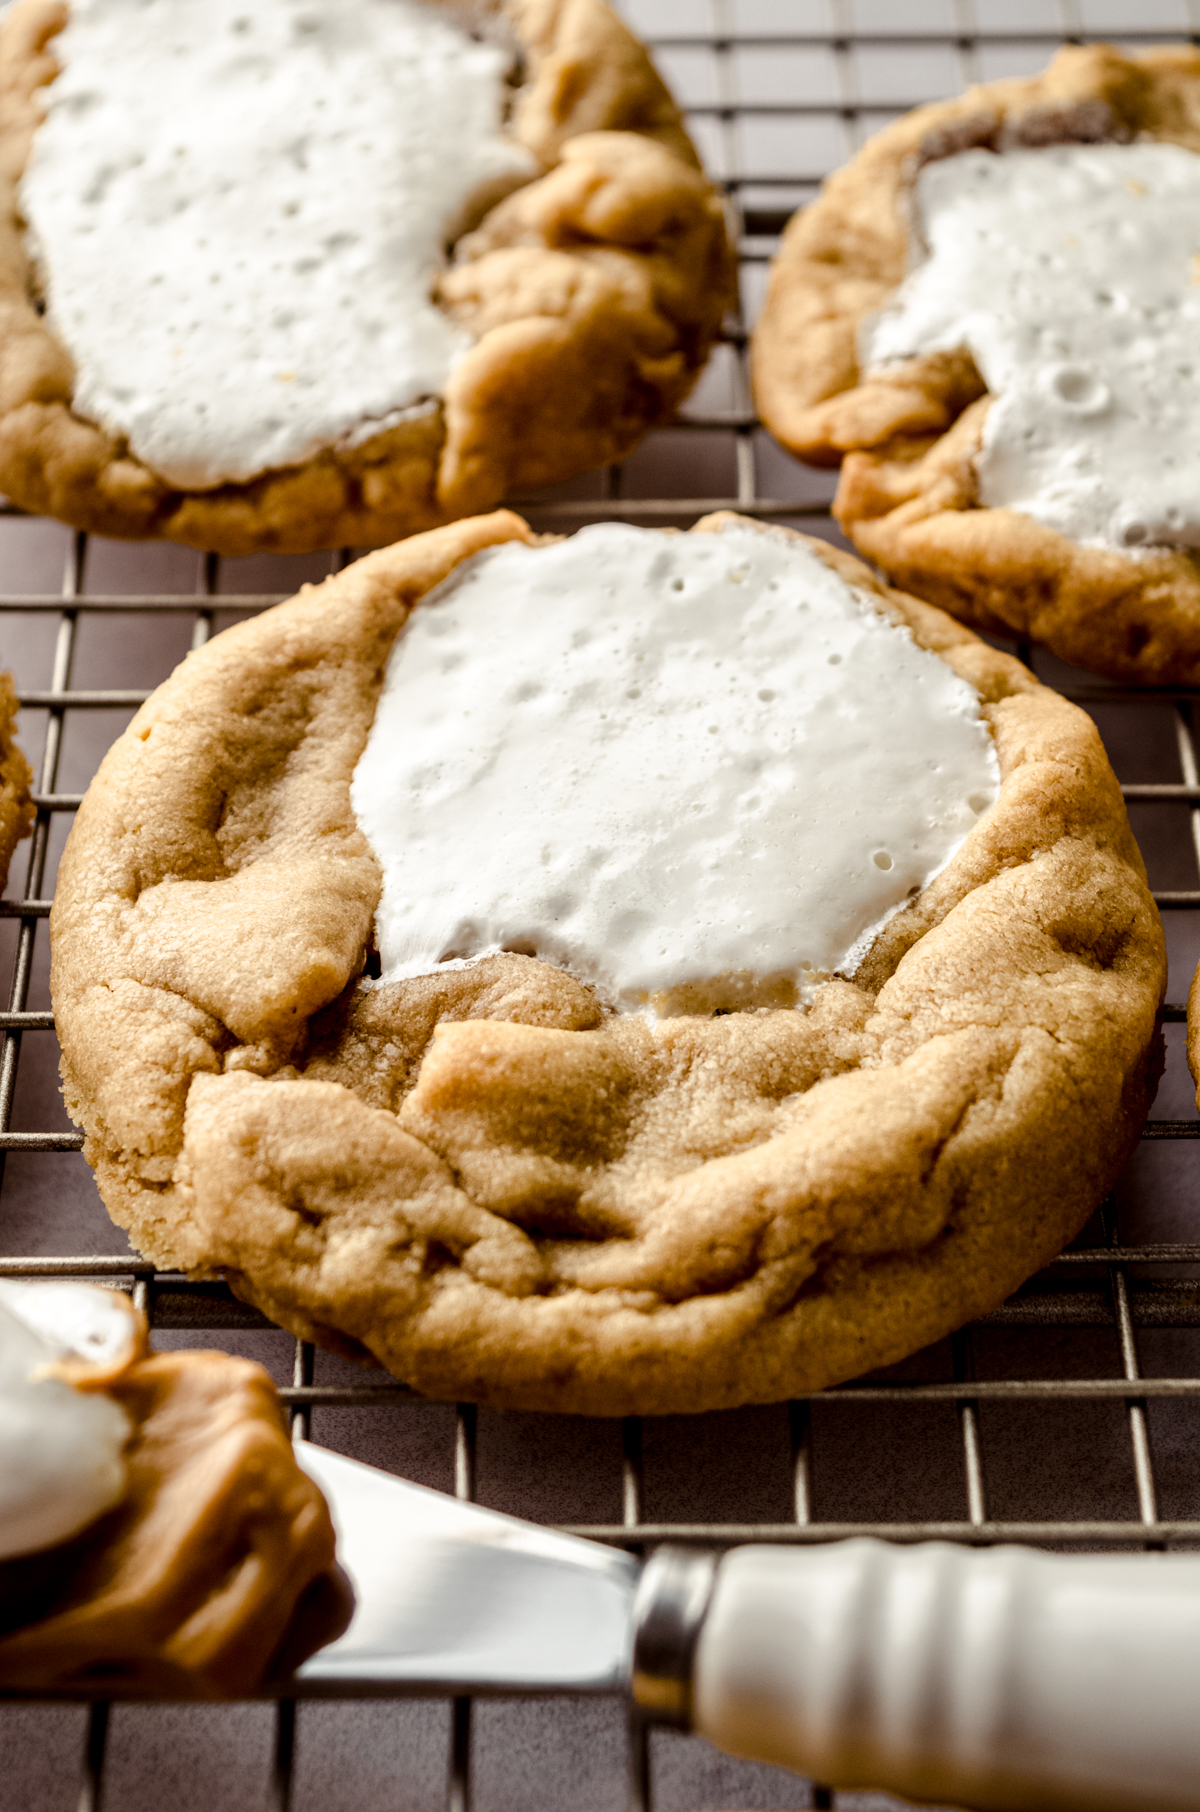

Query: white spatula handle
[689,1540,1200,1811]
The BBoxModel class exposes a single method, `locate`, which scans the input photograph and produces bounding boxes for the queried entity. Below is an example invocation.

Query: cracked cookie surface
[50,511,1166,1414]
[752,44,1200,684]
[0,0,733,555]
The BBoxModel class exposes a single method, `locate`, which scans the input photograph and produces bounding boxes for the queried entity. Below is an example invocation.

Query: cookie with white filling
[0,1281,345,1697]
[751,44,1200,685]
[49,511,1166,1416]
[0,0,733,555]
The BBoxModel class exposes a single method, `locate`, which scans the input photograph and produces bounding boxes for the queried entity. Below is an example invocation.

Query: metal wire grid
[2,4,1200,1810]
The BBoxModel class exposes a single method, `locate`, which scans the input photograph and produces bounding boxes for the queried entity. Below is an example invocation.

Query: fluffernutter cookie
[0,0,733,554]
[49,511,1165,1415]
[753,44,1200,684]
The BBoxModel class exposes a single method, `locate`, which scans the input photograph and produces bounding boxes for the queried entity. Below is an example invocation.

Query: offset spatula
[295,1441,1200,1812]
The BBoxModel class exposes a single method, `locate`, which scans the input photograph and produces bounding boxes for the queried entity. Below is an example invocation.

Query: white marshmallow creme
[352,523,1001,1015]
[20,0,535,487]
[863,140,1200,553]
[0,1280,135,1562]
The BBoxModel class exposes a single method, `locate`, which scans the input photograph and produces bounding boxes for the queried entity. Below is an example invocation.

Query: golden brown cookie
[0,666,32,891]
[0,0,733,556]
[49,511,1166,1416]
[1184,969,1200,1115]
[752,44,1200,684]
[0,1325,344,1698]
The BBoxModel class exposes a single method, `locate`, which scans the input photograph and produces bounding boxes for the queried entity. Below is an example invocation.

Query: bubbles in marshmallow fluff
[0,1281,133,1561]
[351,523,1000,1014]
[862,141,1200,553]
[20,0,535,488]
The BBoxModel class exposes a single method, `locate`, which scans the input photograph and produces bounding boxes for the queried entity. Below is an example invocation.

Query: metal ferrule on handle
[634,1539,1200,1811]
[630,1547,721,1726]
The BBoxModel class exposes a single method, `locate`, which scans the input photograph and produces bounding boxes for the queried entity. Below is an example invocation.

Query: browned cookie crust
[0,666,31,890]
[49,511,1166,1416]
[751,44,1200,685]
[1183,968,1200,1115]
[0,0,734,556]
[0,1341,343,1697]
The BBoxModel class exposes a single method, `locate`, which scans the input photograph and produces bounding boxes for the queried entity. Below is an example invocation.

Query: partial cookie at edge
[750,43,1200,683]
[0,666,32,892]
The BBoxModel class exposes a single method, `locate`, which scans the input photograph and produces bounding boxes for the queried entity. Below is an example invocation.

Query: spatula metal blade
[294,1442,639,1696]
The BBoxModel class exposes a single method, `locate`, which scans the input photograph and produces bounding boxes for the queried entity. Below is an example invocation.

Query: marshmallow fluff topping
[863,140,1200,553]
[0,1281,134,1562]
[20,0,535,488]
[352,524,1000,1014]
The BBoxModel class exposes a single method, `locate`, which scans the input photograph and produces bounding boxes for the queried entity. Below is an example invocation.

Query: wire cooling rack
[5,3,1200,1810]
